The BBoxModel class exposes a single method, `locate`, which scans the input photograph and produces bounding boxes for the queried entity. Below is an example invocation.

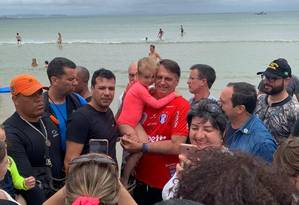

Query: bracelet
[142,143,149,153]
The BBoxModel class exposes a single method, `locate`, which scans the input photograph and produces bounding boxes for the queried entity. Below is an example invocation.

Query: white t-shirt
[162,172,179,200]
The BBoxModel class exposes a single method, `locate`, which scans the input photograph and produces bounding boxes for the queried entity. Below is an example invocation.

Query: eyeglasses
[192,101,223,114]
[261,74,283,82]
[69,154,117,166]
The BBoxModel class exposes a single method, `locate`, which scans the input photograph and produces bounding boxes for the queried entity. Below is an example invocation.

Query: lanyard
[19,116,51,147]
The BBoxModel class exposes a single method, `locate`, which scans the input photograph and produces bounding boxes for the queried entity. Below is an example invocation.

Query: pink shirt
[117,81,176,127]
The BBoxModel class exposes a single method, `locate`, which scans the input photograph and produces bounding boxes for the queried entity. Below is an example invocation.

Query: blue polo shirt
[225,114,277,162]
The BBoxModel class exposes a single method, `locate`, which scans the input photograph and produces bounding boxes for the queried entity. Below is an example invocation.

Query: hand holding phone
[89,139,109,154]
[179,143,198,159]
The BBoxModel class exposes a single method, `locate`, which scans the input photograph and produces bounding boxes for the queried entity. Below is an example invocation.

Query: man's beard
[264,81,284,95]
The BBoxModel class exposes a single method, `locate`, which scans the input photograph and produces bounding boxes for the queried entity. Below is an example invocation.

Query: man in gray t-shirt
[256,58,299,142]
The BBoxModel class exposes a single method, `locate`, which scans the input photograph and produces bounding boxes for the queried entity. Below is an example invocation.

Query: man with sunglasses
[256,58,299,142]
[219,82,276,162]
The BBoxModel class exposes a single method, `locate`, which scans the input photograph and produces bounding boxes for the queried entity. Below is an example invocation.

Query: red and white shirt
[135,96,190,189]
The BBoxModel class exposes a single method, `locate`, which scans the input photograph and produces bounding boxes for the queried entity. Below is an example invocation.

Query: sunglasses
[69,155,117,166]
[192,101,223,114]
[205,103,223,114]
[261,74,283,82]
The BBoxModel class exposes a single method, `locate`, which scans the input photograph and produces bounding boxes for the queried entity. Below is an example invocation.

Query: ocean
[1,11,299,121]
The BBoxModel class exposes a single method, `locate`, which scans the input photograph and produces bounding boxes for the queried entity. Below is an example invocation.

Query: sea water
[1,11,299,121]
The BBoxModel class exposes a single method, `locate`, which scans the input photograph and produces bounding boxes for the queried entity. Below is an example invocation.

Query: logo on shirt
[51,130,59,138]
[159,114,167,124]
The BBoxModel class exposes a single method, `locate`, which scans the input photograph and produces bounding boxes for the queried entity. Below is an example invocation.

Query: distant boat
[255,12,267,15]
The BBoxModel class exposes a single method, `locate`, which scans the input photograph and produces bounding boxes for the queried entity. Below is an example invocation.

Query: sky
[0,0,299,16]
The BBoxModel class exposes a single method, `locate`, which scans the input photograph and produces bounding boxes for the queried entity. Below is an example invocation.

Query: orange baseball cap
[10,74,47,96]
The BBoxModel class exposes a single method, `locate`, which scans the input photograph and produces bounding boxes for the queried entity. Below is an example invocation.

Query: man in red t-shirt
[121,59,190,205]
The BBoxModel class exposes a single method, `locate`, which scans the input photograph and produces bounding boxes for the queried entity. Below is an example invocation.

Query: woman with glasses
[43,153,137,205]
[162,98,227,200]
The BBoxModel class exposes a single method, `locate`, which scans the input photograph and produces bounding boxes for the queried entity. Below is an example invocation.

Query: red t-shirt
[135,96,190,189]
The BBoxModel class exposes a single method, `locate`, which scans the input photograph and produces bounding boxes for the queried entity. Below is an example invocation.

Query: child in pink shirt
[118,57,177,186]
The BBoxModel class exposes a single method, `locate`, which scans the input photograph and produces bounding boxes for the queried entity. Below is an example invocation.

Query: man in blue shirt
[219,82,277,162]
[44,57,87,151]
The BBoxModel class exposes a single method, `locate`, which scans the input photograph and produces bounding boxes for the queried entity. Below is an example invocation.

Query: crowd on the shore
[0,46,299,205]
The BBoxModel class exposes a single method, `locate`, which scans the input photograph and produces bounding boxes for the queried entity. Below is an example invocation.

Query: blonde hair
[137,57,158,76]
[65,153,120,205]
[274,137,299,177]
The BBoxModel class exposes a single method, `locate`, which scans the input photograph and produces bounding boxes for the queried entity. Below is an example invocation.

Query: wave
[1,39,299,45]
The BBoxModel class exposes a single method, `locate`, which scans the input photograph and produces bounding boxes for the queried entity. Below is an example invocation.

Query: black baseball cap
[257,58,292,78]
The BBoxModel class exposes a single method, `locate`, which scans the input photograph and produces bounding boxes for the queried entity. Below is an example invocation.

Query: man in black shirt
[65,68,119,170]
[4,74,64,205]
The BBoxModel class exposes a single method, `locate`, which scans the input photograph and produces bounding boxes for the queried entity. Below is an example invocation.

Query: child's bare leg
[121,152,143,188]
[135,124,148,143]
[119,124,148,187]
[119,124,139,142]
[16,194,27,205]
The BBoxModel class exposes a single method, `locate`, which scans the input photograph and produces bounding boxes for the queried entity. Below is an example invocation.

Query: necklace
[19,115,51,147]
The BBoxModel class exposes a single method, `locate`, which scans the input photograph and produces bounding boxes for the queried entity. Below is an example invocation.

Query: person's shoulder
[251,115,267,128]
[281,96,299,111]
[172,96,189,105]
[3,113,22,130]
[73,104,94,115]
[250,115,273,137]
[70,92,87,106]
[291,75,299,83]
[257,94,267,101]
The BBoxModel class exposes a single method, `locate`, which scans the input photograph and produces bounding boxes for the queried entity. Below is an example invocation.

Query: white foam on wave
[1,39,299,45]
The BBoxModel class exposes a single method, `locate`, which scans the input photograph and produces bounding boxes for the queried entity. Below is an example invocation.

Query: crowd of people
[0,53,299,205]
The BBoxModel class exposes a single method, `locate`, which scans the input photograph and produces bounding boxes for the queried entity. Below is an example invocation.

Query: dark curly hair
[187,98,227,136]
[274,137,299,178]
[177,148,298,205]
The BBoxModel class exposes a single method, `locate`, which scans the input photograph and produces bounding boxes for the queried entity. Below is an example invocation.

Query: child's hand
[24,176,36,189]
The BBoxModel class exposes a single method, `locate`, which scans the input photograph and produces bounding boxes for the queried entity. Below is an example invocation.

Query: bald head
[128,62,138,83]
[76,66,90,83]
[74,66,90,94]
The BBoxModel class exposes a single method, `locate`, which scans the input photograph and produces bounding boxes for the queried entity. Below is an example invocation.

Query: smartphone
[179,143,198,159]
[89,139,109,154]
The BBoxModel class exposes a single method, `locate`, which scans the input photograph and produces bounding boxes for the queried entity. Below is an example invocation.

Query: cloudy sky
[1,0,299,16]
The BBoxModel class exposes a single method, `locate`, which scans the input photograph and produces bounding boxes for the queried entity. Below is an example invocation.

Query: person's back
[65,153,119,205]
